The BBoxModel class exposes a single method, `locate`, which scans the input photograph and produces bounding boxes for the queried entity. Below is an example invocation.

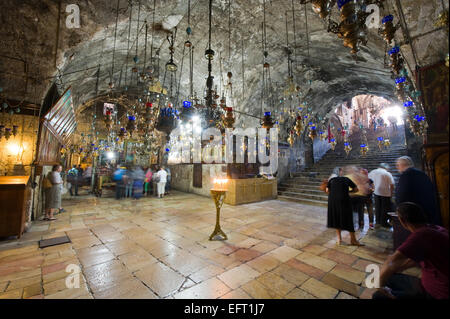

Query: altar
[223,177,277,205]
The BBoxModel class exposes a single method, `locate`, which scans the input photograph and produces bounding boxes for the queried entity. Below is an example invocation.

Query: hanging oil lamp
[329,137,337,151]
[360,130,369,156]
[389,46,403,76]
[287,130,295,147]
[262,111,275,130]
[222,107,235,129]
[360,143,369,156]
[126,115,137,137]
[379,15,398,45]
[294,116,303,136]
[343,135,352,156]
[4,128,12,140]
[104,109,113,131]
[377,136,384,150]
[312,0,336,19]
[12,125,18,137]
[156,105,176,136]
[318,128,326,141]
[327,0,370,54]
[118,127,128,141]
[308,123,317,140]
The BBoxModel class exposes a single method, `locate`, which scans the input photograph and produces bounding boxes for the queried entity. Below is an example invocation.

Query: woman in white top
[45,164,63,220]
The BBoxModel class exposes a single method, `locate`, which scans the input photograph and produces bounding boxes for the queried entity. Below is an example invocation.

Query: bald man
[395,156,441,225]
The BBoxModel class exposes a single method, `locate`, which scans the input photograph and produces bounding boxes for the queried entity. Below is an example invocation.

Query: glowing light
[7,143,24,155]
[106,151,115,159]
[212,178,228,190]
[380,105,405,125]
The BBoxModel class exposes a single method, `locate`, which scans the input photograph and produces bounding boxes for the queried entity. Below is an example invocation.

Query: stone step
[278,185,325,194]
[278,191,328,202]
[278,190,327,200]
[277,195,328,207]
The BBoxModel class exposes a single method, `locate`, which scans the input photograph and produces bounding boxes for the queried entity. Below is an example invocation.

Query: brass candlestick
[209,178,228,241]
[209,189,227,241]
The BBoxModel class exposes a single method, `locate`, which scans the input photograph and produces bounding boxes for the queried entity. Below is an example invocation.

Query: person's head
[379,163,390,171]
[52,164,62,172]
[72,165,77,169]
[397,202,428,231]
[396,156,414,173]
[332,167,342,177]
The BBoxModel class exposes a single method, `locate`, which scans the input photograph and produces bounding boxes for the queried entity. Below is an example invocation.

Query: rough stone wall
[169,163,228,197]
[0,114,39,176]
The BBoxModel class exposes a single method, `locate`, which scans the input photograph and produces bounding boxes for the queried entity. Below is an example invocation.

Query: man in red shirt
[373,202,449,299]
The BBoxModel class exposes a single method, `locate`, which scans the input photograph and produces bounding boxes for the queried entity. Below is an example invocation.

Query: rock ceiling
[0,0,448,129]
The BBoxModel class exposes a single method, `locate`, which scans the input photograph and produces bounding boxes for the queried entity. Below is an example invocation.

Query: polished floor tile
[0,191,396,299]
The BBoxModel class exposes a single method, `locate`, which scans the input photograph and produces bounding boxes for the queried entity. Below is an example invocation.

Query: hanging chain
[291,0,297,68]
[241,39,244,103]
[125,2,132,87]
[304,2,310,59]
[228,0,232,62]
[150,0,155,66]
[111,0,120,85]
[136,0,141,86]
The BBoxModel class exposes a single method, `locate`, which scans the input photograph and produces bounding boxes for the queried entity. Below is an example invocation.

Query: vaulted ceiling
[0,0,448,128]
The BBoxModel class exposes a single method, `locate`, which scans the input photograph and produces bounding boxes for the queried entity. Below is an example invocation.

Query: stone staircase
[278,128,407,207]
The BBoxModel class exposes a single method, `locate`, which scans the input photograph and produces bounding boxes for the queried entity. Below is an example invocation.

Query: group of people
[326,155,441,245]
[370,116,398,132]
[113,165,171,200]
[325,155,448,299]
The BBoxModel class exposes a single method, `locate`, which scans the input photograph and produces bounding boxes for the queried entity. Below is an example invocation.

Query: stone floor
[0,191,420,299]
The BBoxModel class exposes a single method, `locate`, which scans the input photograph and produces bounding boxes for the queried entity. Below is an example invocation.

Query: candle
[212,178,228,191]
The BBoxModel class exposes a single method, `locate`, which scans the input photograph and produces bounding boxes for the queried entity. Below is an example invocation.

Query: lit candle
[212,178,228,191]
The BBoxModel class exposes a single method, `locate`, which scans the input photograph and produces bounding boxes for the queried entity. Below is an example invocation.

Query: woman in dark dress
[326,167,363,246]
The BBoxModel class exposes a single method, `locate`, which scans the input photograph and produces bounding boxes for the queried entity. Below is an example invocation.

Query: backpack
[43,177,52,189]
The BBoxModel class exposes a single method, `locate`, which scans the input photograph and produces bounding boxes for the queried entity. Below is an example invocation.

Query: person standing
[144,167,153,196]
[154,167,168,198]
[372,202,448,299]
[346,166,372,229]
[122,166,133,198]
[395,156,441,225]
[67,165,78,196]
[131,166,145,200]
[369,163,395,228]
[83,165,92,185]
[113,165,125,200]
[164,166,171,195]
[326,167,363,246]
[361,168,375,230]
[45,165,63,221]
